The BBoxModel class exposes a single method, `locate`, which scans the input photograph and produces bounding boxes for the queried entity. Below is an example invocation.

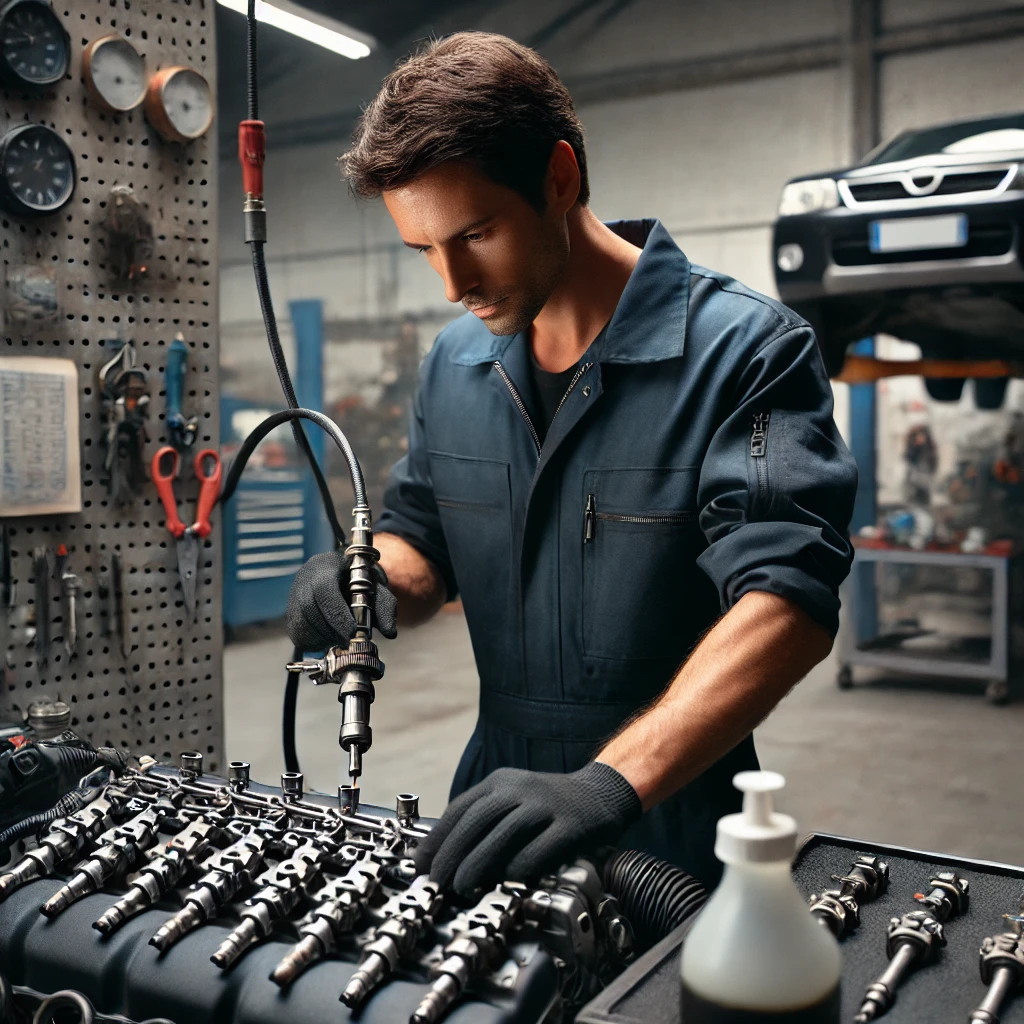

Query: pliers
[152,446,222,620]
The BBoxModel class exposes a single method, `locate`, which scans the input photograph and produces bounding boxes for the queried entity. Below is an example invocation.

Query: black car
[773,112,1024,404]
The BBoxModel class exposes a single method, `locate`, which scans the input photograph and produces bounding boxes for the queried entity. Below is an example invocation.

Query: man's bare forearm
[597,591,833,811]
[375,532,447,627]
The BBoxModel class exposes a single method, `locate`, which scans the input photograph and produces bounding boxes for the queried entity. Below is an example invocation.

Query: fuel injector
[809,854,890,940]
[93,819,218,934]
[340,874,443,1008]
[40,805,165,917]
[287,519,384,786]
[411,884,524,1024]
[270,846,386,988]
[0,792,118,901]
[149,833,266,952]
[970,930,1024,1024]
[854,871,969,1022]
[210,841,325,969]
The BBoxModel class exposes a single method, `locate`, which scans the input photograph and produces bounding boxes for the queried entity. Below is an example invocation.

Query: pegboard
[0,0,222,769]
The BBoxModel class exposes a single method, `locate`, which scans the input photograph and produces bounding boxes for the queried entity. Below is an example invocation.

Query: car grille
[831,222,1014,266]
[846,169,1010,203]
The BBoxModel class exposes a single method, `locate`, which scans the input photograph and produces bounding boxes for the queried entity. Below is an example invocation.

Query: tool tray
[576,832,1024,1023]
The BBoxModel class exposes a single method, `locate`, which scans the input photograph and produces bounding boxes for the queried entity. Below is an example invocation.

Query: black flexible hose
[283,645,302,774]
[243,0,346,549]
[246,0,258,121]
[220,407,368,512]
[603,849,708,951]
[0,785,93,850]
[249,245,347,547]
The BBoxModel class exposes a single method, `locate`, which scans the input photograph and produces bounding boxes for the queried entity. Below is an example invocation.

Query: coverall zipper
[584,493,697,542]
[750,411,770,505]
[492,360,594,456]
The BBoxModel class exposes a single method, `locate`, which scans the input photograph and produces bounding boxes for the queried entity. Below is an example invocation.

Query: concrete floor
[224,608,1024,868]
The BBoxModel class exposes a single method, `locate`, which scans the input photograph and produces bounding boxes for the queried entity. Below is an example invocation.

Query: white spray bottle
[680,771,841,1022]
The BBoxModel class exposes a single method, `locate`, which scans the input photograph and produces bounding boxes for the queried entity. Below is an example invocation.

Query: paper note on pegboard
[0,356,81,516]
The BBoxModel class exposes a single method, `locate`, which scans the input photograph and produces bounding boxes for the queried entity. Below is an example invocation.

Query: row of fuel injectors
[807,854,1024,1023]
[0,751,634,1023]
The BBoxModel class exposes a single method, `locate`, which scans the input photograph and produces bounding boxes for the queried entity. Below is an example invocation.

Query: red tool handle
[238,119,266,199]
[192,448,222,539]
[151,446,186,539]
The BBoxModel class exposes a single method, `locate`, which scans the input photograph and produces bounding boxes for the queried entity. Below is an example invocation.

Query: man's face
[384,162,570,336]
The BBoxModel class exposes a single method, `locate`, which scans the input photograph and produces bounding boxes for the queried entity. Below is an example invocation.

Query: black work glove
[286,550,398,652]
[415,762,641,897]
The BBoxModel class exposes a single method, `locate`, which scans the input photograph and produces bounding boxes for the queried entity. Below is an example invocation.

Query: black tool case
[576,832,1024,1023]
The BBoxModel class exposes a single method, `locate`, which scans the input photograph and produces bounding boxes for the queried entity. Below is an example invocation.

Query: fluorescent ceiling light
[217,0,373,59]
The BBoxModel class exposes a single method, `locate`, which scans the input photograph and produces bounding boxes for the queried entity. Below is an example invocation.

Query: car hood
[785,148,1024,186]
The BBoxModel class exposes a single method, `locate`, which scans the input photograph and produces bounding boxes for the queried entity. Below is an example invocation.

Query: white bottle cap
[714,770,799,865]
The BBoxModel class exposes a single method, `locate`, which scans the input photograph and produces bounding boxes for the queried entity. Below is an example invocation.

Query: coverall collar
[450,218,690,367]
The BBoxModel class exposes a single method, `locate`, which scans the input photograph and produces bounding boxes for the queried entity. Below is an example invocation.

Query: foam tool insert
[577,832,1024,1024]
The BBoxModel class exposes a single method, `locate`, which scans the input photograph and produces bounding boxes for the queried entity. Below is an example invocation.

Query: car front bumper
[773,192,1024,303]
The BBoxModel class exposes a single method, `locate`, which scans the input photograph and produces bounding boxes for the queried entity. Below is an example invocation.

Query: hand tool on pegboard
[164,333,198,452]
[99,342,150,506]
[152,447,222,621]
[30,546,51,672]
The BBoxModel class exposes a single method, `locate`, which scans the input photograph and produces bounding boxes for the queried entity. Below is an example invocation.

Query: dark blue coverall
[376,219,858,887]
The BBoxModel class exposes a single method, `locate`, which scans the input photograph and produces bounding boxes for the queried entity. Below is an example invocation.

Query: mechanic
[286,31,858,896]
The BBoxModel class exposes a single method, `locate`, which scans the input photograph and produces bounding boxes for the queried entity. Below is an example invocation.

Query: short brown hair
[343,32,589,210]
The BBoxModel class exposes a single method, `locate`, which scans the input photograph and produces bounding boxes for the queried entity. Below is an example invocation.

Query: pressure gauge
[0,0,70,90]
[143,65,213,144]
[83,33,146,113]
[0,124,75,217]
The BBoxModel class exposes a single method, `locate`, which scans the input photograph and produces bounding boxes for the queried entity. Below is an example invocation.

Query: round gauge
[143,66,213,144]
[0,0,70,90]
[83,33,146,113]
[0,124,75,217]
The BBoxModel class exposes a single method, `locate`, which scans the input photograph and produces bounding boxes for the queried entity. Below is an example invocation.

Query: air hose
[233,0,347,550]
[217,406,371,777]
[603,849,708,951]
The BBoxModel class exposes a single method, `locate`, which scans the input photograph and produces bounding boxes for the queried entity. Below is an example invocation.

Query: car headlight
[778,178,840,217]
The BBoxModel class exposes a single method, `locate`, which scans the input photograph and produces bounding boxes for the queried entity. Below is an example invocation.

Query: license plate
[869,214,968,253]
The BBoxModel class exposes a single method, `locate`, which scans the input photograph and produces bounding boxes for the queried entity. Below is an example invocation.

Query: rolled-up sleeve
[375,378,458,601]
[696,324,857,636]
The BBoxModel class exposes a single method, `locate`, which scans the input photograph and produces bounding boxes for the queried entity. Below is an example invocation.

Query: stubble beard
[476,220,570,337]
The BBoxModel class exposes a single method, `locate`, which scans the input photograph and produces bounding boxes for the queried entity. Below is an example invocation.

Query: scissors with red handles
[152,446,222,620]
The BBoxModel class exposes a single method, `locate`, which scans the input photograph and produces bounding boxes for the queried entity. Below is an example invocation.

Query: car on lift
[772,112,1024,406]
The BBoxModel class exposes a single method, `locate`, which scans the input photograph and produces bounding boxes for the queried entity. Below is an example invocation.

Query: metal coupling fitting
[179,751,203,781]
[396,793,419,824]
[339,785,360,816]
[228,761,250,792]
[281,772,304,801]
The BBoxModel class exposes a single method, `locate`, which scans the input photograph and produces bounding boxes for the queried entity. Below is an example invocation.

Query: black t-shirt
[529,357,579,443]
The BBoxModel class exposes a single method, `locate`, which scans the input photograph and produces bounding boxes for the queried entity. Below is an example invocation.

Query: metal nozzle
[269,934,324,988]
[150,901,205,952]
[0,858,45,901]
[411,974,461,1024]
[347,746,362,781]
[211,917,261,970]
[40,870,96,918]
[93,887,149,934]
[228,761,250,792]
[339,951,388,1008]
[281,772,304,801]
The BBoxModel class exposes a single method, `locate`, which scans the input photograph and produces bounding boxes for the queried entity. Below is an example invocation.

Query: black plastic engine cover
[0,876,558,1023]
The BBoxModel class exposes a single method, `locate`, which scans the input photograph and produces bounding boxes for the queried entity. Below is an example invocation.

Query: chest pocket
[429,451,512,657]
[582,467,715,663]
